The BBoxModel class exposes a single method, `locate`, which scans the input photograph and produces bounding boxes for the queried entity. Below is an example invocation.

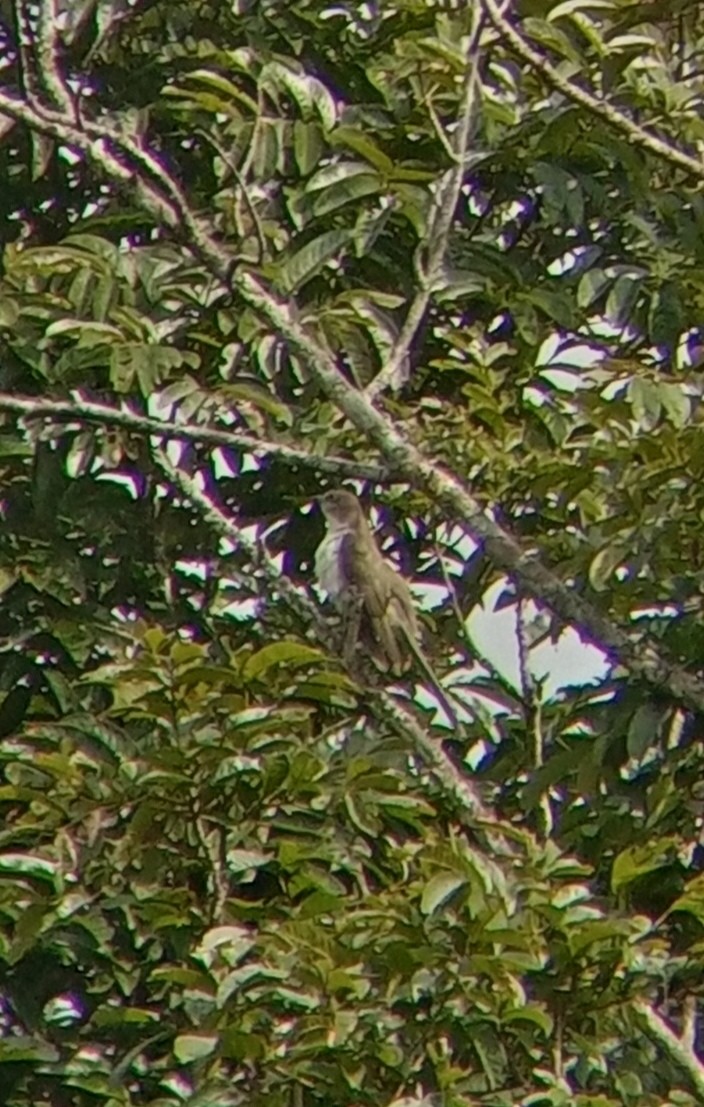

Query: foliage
[0,0,703,1104]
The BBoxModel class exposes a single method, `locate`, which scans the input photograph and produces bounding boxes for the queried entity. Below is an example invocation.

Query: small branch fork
[634,1000,704,1100]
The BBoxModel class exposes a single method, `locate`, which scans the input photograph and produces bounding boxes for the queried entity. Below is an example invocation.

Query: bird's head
[318,489,364,528]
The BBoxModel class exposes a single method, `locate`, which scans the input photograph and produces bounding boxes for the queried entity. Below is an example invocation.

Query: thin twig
[516,596,551,836]
[36,0,74,116]
[365,6,485,399]
[432,542,523,713]
[198,127,266,264]
[13,0,42,109]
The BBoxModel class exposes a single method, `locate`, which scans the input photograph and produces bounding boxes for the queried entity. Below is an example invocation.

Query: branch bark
[238,271,704,715]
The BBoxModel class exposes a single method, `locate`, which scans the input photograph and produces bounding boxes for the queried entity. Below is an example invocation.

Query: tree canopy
[1,0,704,1104]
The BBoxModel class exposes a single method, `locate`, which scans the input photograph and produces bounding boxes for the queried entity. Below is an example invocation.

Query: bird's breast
[315,531,349,598]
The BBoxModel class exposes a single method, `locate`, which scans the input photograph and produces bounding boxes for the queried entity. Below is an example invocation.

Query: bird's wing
[336,531,362,592]
[384,569,419,640]
[362,563,418,674]
[336,534,418,674]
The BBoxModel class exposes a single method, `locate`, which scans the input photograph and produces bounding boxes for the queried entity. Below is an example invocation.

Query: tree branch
[4,65,704,719]
[633,1000,704,1099]
[37,0,74,115]
[237,270,704,715]
[482,0,704,183]
[0,392,385,481]
[12,0,43,111]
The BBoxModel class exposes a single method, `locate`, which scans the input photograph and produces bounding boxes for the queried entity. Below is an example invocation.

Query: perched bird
[315,488,459,725]
[315,488,418,674]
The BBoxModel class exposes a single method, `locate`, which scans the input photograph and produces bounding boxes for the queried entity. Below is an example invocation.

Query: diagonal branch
[237,271,704,716]
[482,0,704,183]
[12,0,43,109]
[36,0,74,115]
[0,89,235,277]
[633,1000,704,1099]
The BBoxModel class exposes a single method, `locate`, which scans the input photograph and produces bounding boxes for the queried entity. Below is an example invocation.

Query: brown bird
[315,488,459,724]
[315,488,417,674]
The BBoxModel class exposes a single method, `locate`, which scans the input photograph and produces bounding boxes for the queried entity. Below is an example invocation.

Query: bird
[315,488,459,725]
[315,488,418,673]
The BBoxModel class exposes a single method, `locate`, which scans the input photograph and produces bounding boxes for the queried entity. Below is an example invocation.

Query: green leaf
[92,1006,161,1026]
[179,68,259,112]
[0,1037,59,1062]
[502,1005,554,1036]
[243,641,324,679]
[0,852,57,882]
[628,377,662,429]
[173,1034,219,1063]
[588,543,627,592]
[626,703,662,760]
[549,0,616,20]
[611,839,677,895]
[0,298,19,327]
[311,173,380,219]
[577,267,611,309]
[658,382,690,428]
[222,382,293,425]
[330,127,394,174]
[45,319,123,341]
[294,120,324,176]
[277,229,353,293]
[226,848,272,873]
[606,273,642,326]
[262,63,337,129]
[667,874,704,922]
[420,873,466,915]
